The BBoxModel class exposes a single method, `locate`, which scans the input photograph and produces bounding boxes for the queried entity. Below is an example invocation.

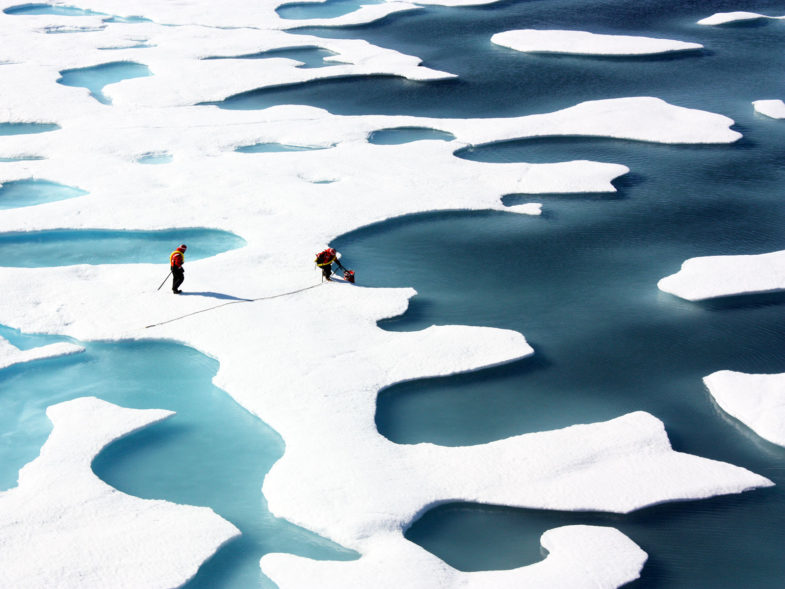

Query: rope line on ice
[144,282,325,329]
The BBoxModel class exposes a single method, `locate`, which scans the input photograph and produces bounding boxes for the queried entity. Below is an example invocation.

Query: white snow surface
[0,1,772,586]
[0,335,84,370]
[698,11,785,26]
[754,99,785,119]
[0,396,239,588]
[263,525,648,588]
[492,29,702,56]
[658,249,785,300]
[704,371,785,448]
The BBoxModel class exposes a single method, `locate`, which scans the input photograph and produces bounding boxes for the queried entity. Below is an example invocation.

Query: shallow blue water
[0,179,87,209]
[368,127,456,144]
[57,62,151,105]
[0,228,244,267]
[2,3,102,16]
[276,0,383,21]
[236,142,331,153]
[137,152,172,164]
[0,122,59,135]
[0,331,356,588]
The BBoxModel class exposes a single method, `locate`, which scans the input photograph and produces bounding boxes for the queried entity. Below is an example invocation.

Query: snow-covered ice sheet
[704,371,785,448]
[698,11,785,26]
[0,1,773,586]
[754,99,785,119]
[492,29,702,56]
[0,396,239,588]
[658,250,785,301]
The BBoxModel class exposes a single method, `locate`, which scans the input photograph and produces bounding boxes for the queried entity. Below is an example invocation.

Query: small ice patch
[204,46,342,69]
[491,29,703,56]
[658,249,785,301]
[698,12,785,26]
[0,335,83,371]
[704,371,785,447]
[753,99,785,119]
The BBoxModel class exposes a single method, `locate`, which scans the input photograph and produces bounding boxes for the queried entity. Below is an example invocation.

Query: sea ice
[0,396,239,588]
[753,99,785,119]
[698,11,785,26]
[704,371,785,448]
[658,249,785,300]
[0,334,83,370]
[492,29,702,56]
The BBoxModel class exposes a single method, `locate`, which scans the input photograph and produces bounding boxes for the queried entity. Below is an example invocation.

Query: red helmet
[178,244,187,251]
[328,248,336,255]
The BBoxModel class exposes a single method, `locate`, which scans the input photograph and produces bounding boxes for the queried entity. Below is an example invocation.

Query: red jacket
[170,248,185,268]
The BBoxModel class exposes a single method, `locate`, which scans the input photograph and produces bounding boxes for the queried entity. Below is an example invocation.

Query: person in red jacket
[170,244,187,294]
[314,247,347,281]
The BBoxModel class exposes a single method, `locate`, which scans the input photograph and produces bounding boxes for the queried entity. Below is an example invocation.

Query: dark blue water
[57,62,151,105]
[0,330,356,588]
[0,179,87,209]
[2,3,102,16]
[318,0,785,586]
[0,228,244,267]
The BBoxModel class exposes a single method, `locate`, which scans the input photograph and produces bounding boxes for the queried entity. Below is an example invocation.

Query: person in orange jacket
[170,244,187,294]
[314,247,346,281]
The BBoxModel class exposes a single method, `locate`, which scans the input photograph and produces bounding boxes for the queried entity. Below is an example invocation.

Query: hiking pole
[157,271,172,291]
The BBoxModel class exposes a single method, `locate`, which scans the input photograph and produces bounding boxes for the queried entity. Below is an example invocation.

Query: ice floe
[263,525,648,588]
[704,371,785,448]
[0,334,83,370]
[492,29,703,56]
[753,99,785,119]
[658,250,785,300]
[0,396,239,588]
[698,11,785,26]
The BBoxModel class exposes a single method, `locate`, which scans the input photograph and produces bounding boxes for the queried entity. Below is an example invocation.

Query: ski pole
[157,271,172,291]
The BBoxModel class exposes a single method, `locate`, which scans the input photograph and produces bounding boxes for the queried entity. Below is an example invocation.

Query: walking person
[170,244,187,294]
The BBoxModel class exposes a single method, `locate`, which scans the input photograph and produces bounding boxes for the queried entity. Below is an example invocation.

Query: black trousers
[172,266,184,291]
[321,264,332,280]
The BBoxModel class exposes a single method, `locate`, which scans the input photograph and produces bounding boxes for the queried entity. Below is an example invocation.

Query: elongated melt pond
[0,228,244,267]
[0,179,86,209]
